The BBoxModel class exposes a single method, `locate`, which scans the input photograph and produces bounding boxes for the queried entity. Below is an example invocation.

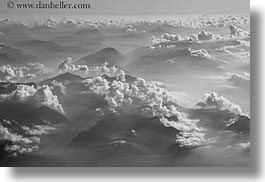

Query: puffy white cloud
[21,125,56,135]
[228,72,250,86]
[0,63,54,83]
[162,33,182,42]
[0,84,64,114]
[150,30,218,49]
[0,123,39,155]
[82,71,188,121]
[84,74,211,147]
[85,62,126,81]
[185,34,199,41]
[58,57,72,72]
[82,76,110,95]
[197,30,215,41]
[0,65,30,82]
[57,59,126,82]
[75,64,89,72]
[188,48,214,60]
[160,117,210,147]
[27,63,51,75]
[196,92,242,114]
[126,28,137,32]
[216,44,250,59]
[33,85,64,114]
[229,24,248,36]
[58,57,90,74]
[51,80,66,94]
[58,57,92,74]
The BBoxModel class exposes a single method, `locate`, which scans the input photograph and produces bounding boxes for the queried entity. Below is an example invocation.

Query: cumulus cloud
[0,123,39,155]
[58,57,73,72]
[0,64,54,83]
[229,24,249,36]
[126,28,137,32]
[82,76,110,95]
[83,62,126,82]
[188,48,214,60]
[0,84,64,114]
[197,30,215,41]
[21,125,56,135]
[160,117,210,147]
[196,92,242,114]
[82,65,192,121]
[0,65,29,82]
[150,30,218,49]
[216,44,250,59]
[58,57,90,74]
[82,72,210,147]
[27,62,52,76]
[51,80,66,94]
[162,33,182,42]
[57,59,126,81]
[228,72,250,86]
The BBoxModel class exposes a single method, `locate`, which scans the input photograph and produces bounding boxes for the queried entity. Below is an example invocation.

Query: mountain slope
[75,47,127,67]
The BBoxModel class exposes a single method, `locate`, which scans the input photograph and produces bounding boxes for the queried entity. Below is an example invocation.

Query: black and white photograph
[0,0,251,167]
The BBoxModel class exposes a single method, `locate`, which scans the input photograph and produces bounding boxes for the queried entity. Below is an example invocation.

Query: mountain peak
[76,47,126,67]
[39,72,83,85]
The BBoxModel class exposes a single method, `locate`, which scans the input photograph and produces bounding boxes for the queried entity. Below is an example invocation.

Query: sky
[0,0,249,19]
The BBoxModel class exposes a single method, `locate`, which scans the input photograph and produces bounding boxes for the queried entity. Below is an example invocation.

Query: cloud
[162,33,182,42]
[229,24,249,36]
[82,76,110,95]
[83,74,210,147]
[228,72,250,86]
[57,59,126,81]
[0,64,54,83]
[58,57,91,75]
[126,28,137,32]
[185,34,199,41]
[0,84,64,114]
[150,30,218,49]
[197,30,215,41]
[21,125,56,135]
[196,92,242,114]
[160,117,210,147]
[82,65,188,121]
[0,65,29,82]
[216,44,250,59]
[51,80,66,94]
[235,142,250,150]
[188,48,214,60]
[58,57,73,72]
[0,123,39,155]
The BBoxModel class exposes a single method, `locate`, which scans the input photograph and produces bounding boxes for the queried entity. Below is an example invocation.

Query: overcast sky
[0,0,249,18]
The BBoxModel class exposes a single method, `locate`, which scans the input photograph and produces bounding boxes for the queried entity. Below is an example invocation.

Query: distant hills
[76,47,127,67]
